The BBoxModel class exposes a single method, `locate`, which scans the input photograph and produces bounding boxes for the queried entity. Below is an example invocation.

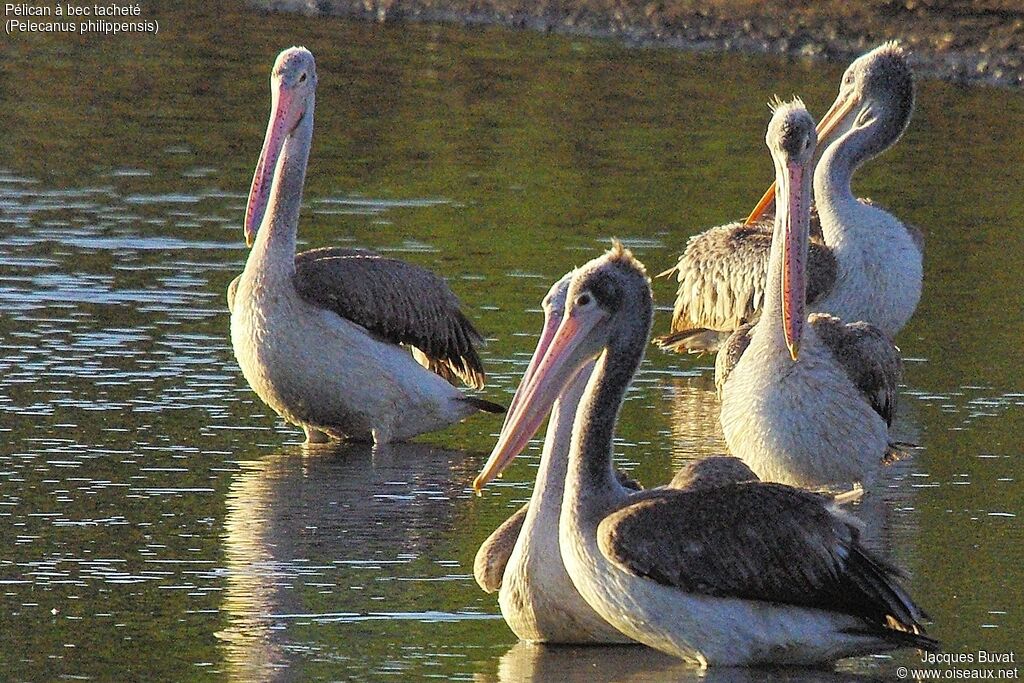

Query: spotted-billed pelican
[717,99,903,490]
[229,47,502,444]
[657,42,922,354]
[473,242,936,667]
[474,272,637,644]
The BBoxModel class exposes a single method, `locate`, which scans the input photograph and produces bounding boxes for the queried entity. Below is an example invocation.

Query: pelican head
[745,42,913,225]
[499,270,577,431]
[767,99,817,361]
[817,41,914,161]
[244,47,318,247]
[474,242,651,491]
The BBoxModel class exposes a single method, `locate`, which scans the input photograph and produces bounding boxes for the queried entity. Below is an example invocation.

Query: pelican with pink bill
[473,233,935,666]
[229,47,502,445]
[657,42,922,355]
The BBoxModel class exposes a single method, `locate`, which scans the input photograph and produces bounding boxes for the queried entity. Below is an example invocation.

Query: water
[1,2,1022,680]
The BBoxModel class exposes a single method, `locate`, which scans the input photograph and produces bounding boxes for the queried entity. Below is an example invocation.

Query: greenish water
[1,2,1021,680]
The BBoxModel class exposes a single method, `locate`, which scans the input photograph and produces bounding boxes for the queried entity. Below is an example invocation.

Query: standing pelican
[717,99,902,489]
[229,47,502,444]
[657,42,921,354]
[473,242,936,667]
[474,272,637,644]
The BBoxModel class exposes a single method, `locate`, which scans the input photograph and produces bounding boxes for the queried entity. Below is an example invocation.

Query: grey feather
[596,481,930,637]
[809,313,902,426]
[291,247,487,390]
[860,196,925,255]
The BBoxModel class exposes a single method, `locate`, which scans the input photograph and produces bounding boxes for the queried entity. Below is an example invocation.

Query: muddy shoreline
[252,0,1023,88]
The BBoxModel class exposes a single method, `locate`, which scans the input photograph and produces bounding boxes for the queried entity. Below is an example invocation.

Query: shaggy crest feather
[605,239,649,280]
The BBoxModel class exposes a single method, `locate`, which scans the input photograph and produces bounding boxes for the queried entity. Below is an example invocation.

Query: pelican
[473,241,937,667]
[718,99,903,490]
[228,47,502,445]
[473,272,637,644]
[657,42,922,354]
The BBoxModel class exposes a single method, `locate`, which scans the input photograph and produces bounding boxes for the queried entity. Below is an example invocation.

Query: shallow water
[0,2,1021,680]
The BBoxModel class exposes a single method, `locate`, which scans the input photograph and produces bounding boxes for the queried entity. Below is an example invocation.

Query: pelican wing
[227,247,369,315]
[810,314,902,426]
[227,274,241,314]
[662,218,837,336]
[474,503,528,593]
[713,322,754,397]
[597,483,929,632]
[474,469,642,593]
[293,247,487,390]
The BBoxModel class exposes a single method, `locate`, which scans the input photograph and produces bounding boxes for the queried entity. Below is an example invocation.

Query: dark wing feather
[662,216,836,340]
[597,483,929,632]
[293,247,487,390]
[714,322,754,397]
[810,313,902,426]
[228,249,370,315]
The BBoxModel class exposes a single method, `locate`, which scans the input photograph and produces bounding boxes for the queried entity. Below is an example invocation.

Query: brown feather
[660,212,836,353]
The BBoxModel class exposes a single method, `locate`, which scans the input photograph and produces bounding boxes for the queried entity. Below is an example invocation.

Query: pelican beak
[473,307,604,493]
[744,91,862,227]
[782,160,807,361]
[245,84,303,247]
[743,180,779,227]
[500,307,563,431]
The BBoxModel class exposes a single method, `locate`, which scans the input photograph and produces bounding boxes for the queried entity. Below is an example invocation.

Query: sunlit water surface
[0,3,1021,680]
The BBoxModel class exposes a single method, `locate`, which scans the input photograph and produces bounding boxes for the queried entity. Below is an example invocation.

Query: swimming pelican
[229,47,502,444]
[474,272,637,644]
[473,241,937,667]
[718,99,903,490]
[657,42,921,354]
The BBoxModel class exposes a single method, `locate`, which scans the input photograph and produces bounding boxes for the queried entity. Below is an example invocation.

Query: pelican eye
[299,72,307,83]
[575,293,593,307]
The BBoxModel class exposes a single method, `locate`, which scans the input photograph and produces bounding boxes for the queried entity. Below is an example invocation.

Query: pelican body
[473,239,936,667]
[718,100,902,490]
[230,48,501,444]
[657,42,922,354]
[474,274,635,644]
